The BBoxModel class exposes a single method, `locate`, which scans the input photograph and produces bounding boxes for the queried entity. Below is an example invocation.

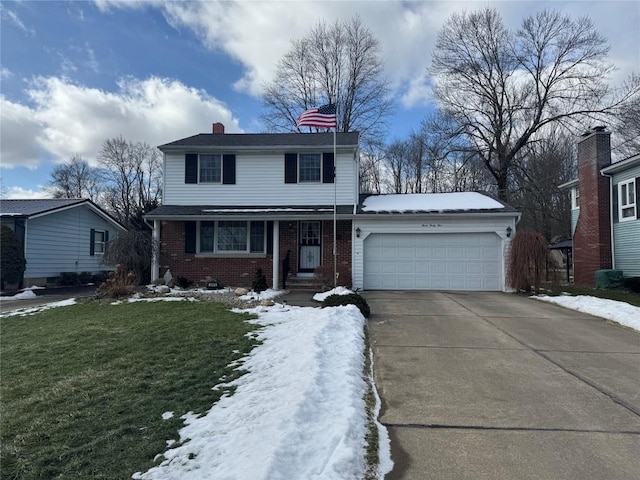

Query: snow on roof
[361,192,504,212]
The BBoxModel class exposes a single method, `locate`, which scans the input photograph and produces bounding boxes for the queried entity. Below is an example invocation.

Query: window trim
[298,153,322,183]
[93,230,106,255]
[198,154,222,184]
[571,186,580,210]
[196,220,266,255]
[618,179,636,222]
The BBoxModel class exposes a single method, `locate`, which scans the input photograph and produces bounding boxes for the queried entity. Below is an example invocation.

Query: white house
[146,123,520,291]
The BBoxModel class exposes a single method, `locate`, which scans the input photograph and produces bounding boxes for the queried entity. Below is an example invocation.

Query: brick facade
[573,128,612,285]
[160,219,352,288]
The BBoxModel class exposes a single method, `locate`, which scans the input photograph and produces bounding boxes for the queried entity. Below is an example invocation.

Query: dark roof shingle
[0,199,85,216]
[158,132,359,150]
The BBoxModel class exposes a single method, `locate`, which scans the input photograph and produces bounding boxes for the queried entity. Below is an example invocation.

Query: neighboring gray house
[559,126,639,284]
[0,199,127,286]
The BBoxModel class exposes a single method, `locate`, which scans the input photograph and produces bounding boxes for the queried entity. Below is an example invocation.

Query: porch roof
[145,204,355,220]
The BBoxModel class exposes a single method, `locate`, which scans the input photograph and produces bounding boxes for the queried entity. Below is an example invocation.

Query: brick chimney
[212,122,225,134]
[573,126,612,285]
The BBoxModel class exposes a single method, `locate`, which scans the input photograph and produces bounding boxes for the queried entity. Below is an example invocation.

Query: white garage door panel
[363,233,502,291]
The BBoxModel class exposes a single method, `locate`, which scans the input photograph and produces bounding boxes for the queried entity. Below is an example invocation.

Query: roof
[0,198,127,230]
[558,179,578,189]
[158,132,360,151]
[145,204,355,219]
[357,192,519,215]
[600,152,640,175]
[550,239,573,250]
[0,198,86,216]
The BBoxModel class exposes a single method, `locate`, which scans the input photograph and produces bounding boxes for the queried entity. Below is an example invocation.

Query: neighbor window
[94,230,106,254]
[571,187,580,210]
[298,153,321,182]
[199,154,222,183]
[619,179,636,220]
[198,220,265,254]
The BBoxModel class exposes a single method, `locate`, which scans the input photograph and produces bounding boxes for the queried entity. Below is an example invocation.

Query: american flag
[296,104,337,129]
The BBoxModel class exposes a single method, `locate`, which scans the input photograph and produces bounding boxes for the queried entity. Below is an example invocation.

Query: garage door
[363,233,502,291]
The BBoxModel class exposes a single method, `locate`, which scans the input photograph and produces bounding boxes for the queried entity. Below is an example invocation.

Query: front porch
[150,216,353,290]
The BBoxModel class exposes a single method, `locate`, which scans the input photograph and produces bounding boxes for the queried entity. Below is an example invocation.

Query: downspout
[600,170,615,269]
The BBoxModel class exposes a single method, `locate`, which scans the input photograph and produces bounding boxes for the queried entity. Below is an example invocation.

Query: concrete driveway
[364,291,640,480]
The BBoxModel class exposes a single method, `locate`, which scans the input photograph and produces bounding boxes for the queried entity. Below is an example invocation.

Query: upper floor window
[284,152,334,184]
[200,154,222,183]
[299,153,321,182]
[571,187,580,210]
[619,179,636,221]
[185,154,235,184]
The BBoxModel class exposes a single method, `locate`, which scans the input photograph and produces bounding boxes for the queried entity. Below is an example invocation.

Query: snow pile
[238,288,283,301]
[12,290,37,299]
[313,286,354,302]
[133,304,372,480]
[0,298,77,317]
[536,295,640,331]
[362,192,504,212]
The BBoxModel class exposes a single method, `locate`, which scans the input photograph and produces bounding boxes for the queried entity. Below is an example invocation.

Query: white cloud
[0,76,241,168]
[0,67,12,79]
[0,96,46,169]
[2,186,52,199]
[2,8,36,36]
[152,1,639,108]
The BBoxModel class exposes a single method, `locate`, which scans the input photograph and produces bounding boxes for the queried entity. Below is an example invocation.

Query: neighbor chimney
[573,126,612,286]
[212,122,225,134]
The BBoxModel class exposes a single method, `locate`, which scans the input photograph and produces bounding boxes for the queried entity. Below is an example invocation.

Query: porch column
[272,220,280,290]
[151,220,160,281]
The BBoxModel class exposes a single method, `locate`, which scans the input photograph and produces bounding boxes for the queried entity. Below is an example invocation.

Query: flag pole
[333,126,337,288]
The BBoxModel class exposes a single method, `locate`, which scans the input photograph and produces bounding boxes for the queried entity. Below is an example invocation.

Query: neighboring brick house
[147,124,520,291]
[559,127,640,285]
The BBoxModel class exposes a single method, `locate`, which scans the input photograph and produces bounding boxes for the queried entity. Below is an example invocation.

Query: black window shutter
[612,184,619,223]
[636,177,640,219]
[104,230,109,245]
[185,221,197,253]
[266,221,274,254]
[223,154,236,184]
[185,154,198,184]
[322,152,335,184]
[285,153,298,184]
[90,228,95,256]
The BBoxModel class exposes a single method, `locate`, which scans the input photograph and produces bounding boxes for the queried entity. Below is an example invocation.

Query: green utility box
[595,269,624,289]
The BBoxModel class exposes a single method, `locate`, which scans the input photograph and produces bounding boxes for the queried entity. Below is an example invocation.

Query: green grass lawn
[540,284,640,307]
[1,299,258,480]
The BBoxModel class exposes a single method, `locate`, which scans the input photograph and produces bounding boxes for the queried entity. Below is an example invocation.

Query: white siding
[24,206,119,278]
[352,216,517,292]
[163,151,357,206]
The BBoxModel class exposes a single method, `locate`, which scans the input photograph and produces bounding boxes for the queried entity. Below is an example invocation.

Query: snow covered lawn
[134,302,391,479]
[536,295,640,331]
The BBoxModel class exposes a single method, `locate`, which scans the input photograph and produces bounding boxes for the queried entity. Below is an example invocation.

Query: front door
[299,221,321,272]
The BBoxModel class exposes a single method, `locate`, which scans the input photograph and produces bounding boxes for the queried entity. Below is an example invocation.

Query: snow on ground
[0,298,77,317]
[238,288,284,301]
[312,286,354,302]
[133,303,388,480]
[10,290,37,299]
[536,295,640,331]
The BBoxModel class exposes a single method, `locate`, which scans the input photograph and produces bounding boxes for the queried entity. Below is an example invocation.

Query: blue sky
[1,0,639,198]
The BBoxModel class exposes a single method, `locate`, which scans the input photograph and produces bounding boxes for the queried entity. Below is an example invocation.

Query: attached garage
[352,193,520,292]
[363,232,502,291]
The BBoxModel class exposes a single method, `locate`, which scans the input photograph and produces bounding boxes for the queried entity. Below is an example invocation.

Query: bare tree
[510,132,576,240]
[48,155,103,201]
[99,137,162,230]
[431,7,639,200]
[359,142,385,194]
[612,74,640,159]
[262,16,392,144]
